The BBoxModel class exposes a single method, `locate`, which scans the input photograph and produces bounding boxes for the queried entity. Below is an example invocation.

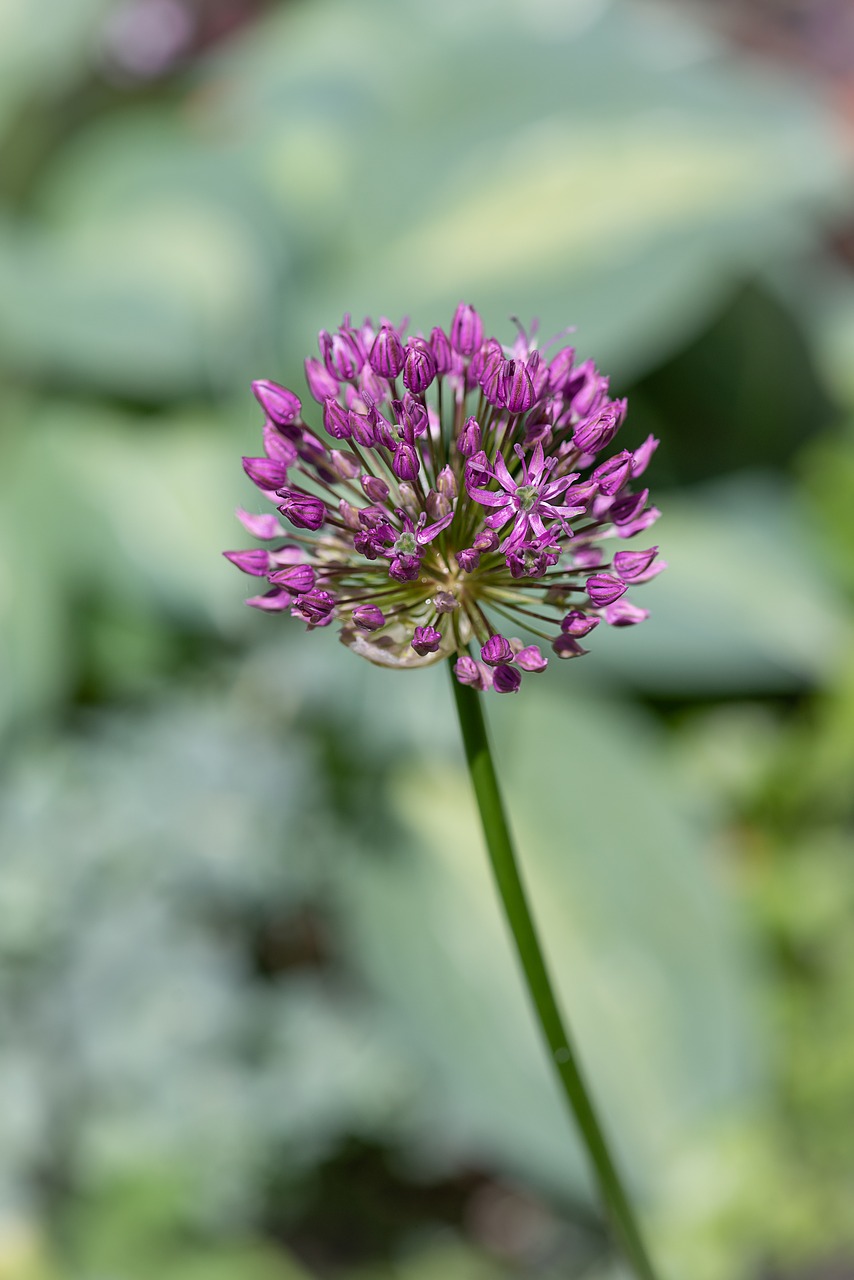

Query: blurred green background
[2,0,854,1277]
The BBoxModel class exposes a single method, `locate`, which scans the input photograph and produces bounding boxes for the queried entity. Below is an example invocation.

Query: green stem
[449,664,661,1280]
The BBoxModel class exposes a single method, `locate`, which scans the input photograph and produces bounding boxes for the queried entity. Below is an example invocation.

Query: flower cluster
[225,305,664,692]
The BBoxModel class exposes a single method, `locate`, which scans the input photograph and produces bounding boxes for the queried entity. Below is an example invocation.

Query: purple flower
[631,434,659,477]
[465,442,585,554]
[227,307,663,691]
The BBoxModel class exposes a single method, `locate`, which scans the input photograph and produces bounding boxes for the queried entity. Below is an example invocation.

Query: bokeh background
[2,1,854,1277]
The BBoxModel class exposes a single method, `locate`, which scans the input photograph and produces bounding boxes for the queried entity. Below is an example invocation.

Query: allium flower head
[225,306,664,692]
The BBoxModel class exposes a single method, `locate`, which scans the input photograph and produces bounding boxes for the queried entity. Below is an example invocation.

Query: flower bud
[473,529,498,553]
[330,450,360,479]
[361,474,390,503]
[349,411,378,447]
[592,450,633,496]
[547,345,576,393]
[353,604,385,631]
[294,589,336,625]
[572,404,622,455]
[552,635,588,659]
[456,416,482,458]
[631,434,659,477]
[450,302,483,355]
[246,587,291,612]
[339,499,361,529]
[252,379,301,426]
[514,645,548,672]
[304,356,339,403]
[242,456,290,491]
[430,325,453,373]
[437,466,457,500]
[389,554,421,582]
[369,324,405,378]
[425,490,451,520]
[604,600,649,626]
[454,655,491,690]
[493,663,522,693]
[323,398,352,439]
[396,482,420,515]
[262,421,299,465]
[481,634,514,666]
[480,349,505,407]
[411,625,442,655]
[235,508,284,540]
[392,443,420,481]
[402,339,437,393]
[277,493,326,530]
[610,488,648,526]
[223,548,270,576]
[394,393,428,440]
[320,329,363,380]
[268,563,316,594]
[561,610,600,638]
[612,547,658,581]
[585,573,627,606]
[502,359,535,414]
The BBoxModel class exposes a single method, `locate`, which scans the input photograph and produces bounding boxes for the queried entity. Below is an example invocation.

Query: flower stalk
[449,663,661,1280]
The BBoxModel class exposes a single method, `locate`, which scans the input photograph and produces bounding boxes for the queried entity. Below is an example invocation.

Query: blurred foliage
[3,0,854,1278]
